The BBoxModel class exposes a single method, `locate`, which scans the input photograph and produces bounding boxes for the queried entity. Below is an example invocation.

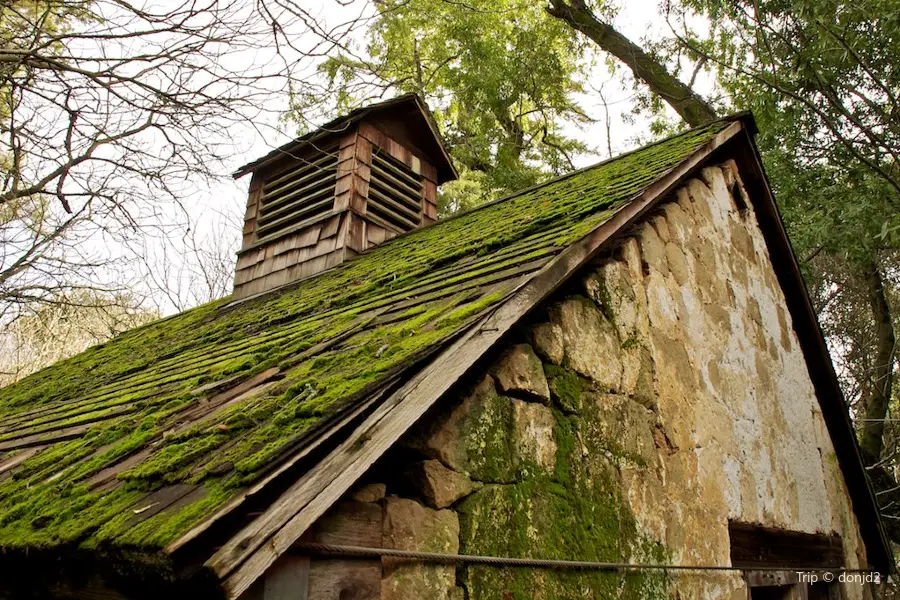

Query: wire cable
[292,543,874,574]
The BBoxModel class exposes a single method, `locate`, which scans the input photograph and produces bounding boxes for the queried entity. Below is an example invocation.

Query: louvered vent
[367,148,424,233]
[255,147,338,243]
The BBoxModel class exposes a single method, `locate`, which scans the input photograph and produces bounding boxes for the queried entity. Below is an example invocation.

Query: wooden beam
[729,522,844,570]
[263,555,309,600]
[745,570,801,587]
[207,120,746,599]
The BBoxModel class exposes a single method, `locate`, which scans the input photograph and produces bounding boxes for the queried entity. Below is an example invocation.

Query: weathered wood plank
[349,137,372,216]
[367,223,388,246]
[0,423,93,452]
[346,214,366,253]
[333,190,351,212]
[235,248,266,272]
[167,384,393,555]
[263,554,309,600]
[334,173,352,196]
[3,403,140,443]
[86,447,155,488]
[792,584,811,600]
[0,445,44,478]
[420,161,437,183]
[240,175,263,250]
[173,368,282,426]
[319,214,342,239]
[423,179,437,222]
[339,128,358,149]
[128,484,201,527]
[729,522,844,569]
[745,571,800,587]
[336,145,356,179]
[358,122,421,174]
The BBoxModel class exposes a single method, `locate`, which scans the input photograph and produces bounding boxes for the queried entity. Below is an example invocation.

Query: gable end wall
[249,162,872,600]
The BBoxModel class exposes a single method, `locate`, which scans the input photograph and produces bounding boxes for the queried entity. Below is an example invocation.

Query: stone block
[407,459,478,509]
[621,343,656,408]
[644,271,683,336]
[544,364,588,414]
[351,482,387,504]
[580,392,657,467]
[490,343,550,404]
[404,376,520,483]
[382,497,459,600]
[550,297,622,393]
[456,468,663,600]
[639,221,668,275]
[511,399,557,472]
[530,321,564,365]
[583,259,639,342]
[684,178,716,224]
[665,242,689,286]
[651,214,671,243]
[662,198,698,249]
[619,236,643,281]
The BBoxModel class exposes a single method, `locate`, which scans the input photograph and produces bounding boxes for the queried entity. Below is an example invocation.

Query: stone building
[0,95,889,599]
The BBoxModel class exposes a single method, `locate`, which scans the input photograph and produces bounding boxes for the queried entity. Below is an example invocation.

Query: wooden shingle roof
[0,115,888,596]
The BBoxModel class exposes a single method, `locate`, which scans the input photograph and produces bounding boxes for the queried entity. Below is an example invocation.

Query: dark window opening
[750,586,792,600]
[730,522,844,600]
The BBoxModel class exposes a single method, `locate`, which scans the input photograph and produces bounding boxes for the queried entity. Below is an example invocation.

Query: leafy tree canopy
[288,0,593,215]
[667,0,900,260]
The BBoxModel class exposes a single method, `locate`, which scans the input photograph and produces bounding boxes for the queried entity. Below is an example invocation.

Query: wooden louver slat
[368,150,424,233]
[256,148,338,242]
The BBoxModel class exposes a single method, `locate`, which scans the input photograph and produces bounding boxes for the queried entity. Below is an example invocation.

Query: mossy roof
[0,119,734,557]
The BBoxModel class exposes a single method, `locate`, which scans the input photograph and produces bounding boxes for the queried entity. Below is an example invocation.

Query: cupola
[231,94,457,300]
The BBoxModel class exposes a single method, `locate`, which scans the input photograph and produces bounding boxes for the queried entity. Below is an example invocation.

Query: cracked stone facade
[298,163,872,600]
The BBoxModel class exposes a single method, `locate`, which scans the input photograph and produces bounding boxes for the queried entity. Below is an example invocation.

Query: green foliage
[289,0,592,213]
[672,0,900,260]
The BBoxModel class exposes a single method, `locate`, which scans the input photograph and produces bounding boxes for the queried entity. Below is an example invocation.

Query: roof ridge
[365,114,747,246]
[226,116,745,305]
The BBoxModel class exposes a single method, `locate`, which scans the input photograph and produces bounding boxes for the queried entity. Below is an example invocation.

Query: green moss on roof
[0,119,733,554]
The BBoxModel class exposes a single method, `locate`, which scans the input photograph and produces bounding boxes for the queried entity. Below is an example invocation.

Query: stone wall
[303,163,871,599]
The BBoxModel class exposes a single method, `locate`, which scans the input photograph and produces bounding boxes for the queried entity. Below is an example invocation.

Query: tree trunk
[858,259,896,465]
[545,0,718,127]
